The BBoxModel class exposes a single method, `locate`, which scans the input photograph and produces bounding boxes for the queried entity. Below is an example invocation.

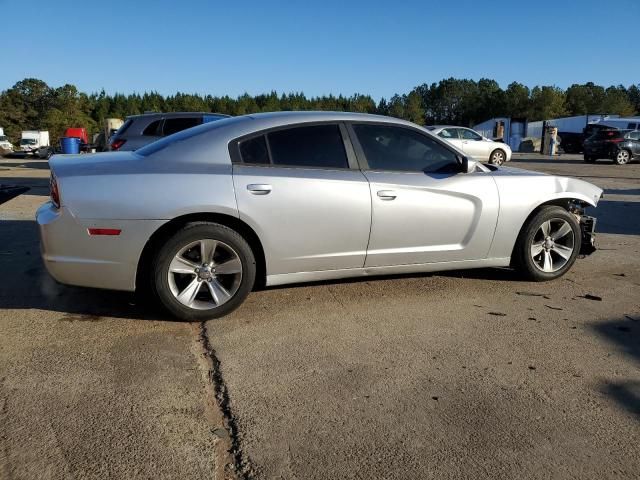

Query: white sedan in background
[427,126,512,165]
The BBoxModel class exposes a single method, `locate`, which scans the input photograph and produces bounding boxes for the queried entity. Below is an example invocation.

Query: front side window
[162,117,202,136]
[353,124,460,173]
[266,124,348,169]
[460,128,482,141]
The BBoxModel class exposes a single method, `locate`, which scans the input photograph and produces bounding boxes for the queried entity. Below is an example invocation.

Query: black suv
[584,129,640,165]
[110,112,229,151]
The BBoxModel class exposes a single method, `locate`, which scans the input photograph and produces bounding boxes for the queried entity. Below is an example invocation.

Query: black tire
[513,206,581,282]
[152,222,256,321]
[489,149,506,166]
[583,155,596,163]
[613,149,631,165]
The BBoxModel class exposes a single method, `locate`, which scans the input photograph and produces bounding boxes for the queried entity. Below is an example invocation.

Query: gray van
[109,112,229,151]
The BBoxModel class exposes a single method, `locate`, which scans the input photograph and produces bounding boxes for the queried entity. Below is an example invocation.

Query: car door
[232,123,372,275]
[459,128,491,160]
[349,123,499,267]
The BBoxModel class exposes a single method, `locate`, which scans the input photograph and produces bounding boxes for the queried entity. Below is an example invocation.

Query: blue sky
[3,0,638,99]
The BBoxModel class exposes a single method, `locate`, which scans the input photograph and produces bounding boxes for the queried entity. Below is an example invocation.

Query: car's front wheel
[489,149,506,166]
[153,222,256,321]
[514,206,581,282]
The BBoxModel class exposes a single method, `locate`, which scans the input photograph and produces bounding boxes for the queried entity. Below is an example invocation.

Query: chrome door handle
[247,184,272,195]
[377,190,397,200]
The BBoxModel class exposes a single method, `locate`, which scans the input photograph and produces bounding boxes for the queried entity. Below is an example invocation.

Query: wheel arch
[135,212,267,293]
[509,197,589,265]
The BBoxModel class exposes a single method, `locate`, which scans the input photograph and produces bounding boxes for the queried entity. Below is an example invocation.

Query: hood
[490,165,547,176]
[491,165,603,207]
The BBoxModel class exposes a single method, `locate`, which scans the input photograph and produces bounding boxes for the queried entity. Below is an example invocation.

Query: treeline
[0,77,638,143]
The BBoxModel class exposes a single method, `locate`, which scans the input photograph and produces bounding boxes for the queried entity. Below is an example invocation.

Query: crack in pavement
[198,322,254,480]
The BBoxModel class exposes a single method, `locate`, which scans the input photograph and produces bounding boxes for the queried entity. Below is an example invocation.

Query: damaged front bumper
[579,215,597,256]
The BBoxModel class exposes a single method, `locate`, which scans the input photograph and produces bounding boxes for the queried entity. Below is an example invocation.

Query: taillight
[606,138,624,143]
[50,174,60,208]
[111,139,126,150]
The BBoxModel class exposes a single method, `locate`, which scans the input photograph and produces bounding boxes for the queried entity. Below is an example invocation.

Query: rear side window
[266,125,348,169]
[438,128,458,139]
[162,117,202,136]
[142,120,162,136]
[354,124,460,173]
[239,136,269,164]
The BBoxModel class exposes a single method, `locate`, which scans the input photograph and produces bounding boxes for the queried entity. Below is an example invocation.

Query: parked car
[38,112,602,321]
[426,126,512,165]
[109,112,229,151]
[584,129,640,165]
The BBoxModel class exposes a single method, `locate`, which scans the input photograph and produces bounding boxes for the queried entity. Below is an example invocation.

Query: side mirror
[461,156,478,173]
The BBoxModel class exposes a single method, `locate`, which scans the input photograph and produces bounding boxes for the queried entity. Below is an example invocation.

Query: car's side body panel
[488,167,602,259]
[362,170,499,266]
[37,202,165,291]
[233,164,372,275]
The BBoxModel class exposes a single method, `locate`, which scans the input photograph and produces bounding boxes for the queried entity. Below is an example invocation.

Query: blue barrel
[60,137,81,154]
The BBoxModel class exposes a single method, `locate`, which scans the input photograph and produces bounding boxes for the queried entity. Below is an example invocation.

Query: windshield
[20,138,37,145]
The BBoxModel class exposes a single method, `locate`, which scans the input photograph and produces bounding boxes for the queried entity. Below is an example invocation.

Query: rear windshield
[594,130,623,139]
[136,116,241,157]
[114,118,133,137]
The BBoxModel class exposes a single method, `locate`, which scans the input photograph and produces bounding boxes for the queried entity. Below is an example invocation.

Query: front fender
[488,172,603,258]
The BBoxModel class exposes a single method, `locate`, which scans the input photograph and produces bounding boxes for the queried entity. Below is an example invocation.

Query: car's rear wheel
[153,222,256,321]
[489,149,506,166]
[614,149,631,165]
[514,206,581,282]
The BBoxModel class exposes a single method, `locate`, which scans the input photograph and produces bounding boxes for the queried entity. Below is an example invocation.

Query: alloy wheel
[530,219,575,273]
[491,151,505,165]
[167,239,243,310]
[616,150,630,165]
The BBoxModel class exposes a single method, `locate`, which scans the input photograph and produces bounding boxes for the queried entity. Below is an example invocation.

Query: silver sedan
[37,112,602,320]
[427,125,512,165]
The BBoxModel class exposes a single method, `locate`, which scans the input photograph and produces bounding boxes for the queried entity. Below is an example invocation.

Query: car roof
[428,125,468,130]
[245,110,407,123]
[125,112,230,120]
[136,111,434,158]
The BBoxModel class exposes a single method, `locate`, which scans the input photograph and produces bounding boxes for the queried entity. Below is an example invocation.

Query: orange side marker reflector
[88,228,122,236]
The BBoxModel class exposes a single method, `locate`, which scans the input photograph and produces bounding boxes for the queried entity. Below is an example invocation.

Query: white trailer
[20,131,50,153]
